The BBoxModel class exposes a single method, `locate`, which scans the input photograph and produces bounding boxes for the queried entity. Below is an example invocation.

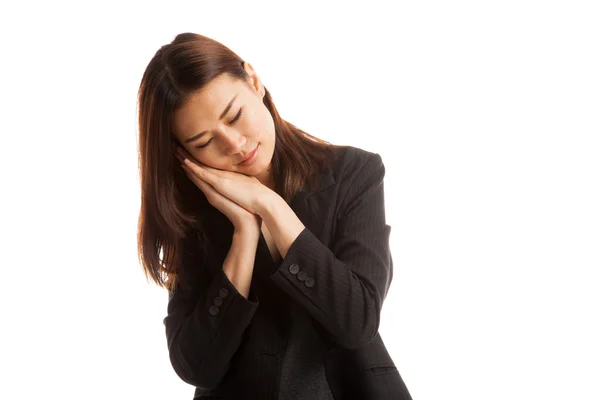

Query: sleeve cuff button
[297,271,308,281]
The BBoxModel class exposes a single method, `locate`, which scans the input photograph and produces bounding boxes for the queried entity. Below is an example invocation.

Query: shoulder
[330,145,385,187]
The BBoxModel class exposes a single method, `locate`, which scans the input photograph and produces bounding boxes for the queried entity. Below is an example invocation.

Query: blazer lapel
[290,168,336,242]
[254,168,336,273]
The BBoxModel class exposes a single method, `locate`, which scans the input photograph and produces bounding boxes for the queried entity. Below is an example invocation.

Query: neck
[256,167,276,192]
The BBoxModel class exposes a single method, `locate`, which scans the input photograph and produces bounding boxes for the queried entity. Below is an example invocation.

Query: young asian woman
[136,32,412,400]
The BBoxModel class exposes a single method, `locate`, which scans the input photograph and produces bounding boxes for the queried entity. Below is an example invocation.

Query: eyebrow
[184,94,238,144]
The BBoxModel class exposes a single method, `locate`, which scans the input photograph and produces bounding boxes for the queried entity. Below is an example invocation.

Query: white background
[1,1,598,399]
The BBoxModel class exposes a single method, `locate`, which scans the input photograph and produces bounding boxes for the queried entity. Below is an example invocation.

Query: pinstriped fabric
[270,150,392,349]
[164,146,412,399]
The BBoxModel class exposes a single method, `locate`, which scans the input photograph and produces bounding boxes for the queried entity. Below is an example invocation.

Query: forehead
[172,75,246,137]
[181,75,243,115]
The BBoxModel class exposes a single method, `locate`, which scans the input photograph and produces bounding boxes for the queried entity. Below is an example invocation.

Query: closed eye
[229,108,243,124]
[196,108,243,149]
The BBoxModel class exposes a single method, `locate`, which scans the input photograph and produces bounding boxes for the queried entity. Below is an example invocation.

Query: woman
[137,32,412,399]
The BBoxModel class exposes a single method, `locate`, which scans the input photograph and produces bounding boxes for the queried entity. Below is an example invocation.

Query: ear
[243,61,263,95]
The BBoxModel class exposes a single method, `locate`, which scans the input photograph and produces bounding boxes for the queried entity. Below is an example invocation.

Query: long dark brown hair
[137,32,338,291]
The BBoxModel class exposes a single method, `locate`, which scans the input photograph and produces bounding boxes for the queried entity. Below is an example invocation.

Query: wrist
[234,215,261,233]
[256,190,279,219]
[234,225,260,241]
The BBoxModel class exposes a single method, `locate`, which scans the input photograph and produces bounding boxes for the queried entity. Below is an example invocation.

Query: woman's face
[171,64,276,185]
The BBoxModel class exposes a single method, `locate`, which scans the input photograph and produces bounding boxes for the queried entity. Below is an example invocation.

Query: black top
[278,301,334,400]
[163,146,413,399]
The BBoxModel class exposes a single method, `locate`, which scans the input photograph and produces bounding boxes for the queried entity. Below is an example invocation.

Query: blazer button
[219,288,229,298]
[304,277,315,288]
[289,264,300,274]
[297,271,308,282]
[213,297,223,306]
[209,305,219,316]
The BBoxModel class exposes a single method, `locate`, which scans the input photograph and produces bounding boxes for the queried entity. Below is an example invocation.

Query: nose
[222,130,247,155]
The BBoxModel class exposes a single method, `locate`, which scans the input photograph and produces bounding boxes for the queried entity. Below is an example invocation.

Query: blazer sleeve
[269,152,393,349]
[162,243,260,388]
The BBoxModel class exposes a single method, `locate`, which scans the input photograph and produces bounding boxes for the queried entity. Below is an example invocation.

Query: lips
[238,145,258,165]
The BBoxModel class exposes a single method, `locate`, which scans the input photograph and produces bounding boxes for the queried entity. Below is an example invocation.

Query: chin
[242,163,263,175]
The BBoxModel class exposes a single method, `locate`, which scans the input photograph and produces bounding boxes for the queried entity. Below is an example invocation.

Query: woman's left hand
[176,147,273,215]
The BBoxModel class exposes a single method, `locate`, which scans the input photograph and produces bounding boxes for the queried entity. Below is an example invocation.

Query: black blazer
[163,146,412,399]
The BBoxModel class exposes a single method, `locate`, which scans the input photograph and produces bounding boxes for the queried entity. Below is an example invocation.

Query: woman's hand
[176,147,273,216]
[175,148,261,231]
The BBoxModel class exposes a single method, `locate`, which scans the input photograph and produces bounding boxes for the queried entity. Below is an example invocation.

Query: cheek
[244,107,271,135]
[184,149,213,168]
[187,150,204,165]
[197,150,235,170]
